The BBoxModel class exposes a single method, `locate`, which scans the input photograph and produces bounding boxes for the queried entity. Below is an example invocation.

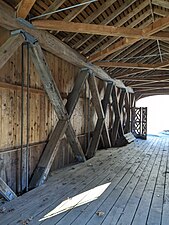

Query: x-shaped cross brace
[29,42,88,188]
[111,86,126,146]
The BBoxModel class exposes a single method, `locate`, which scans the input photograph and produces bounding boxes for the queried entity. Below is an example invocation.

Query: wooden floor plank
[161,138,169,225]
[52,141,149,225]
[146,137,168,225]
[132,137,166,225]
[0,144,137,224]
[84,138,157,225]
[0,136,169,225]
[115,137,162,225]
[67,140,151,225]
[36,141,144,225]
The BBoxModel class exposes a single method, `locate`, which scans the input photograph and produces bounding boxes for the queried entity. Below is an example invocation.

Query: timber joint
[11,29,37,44]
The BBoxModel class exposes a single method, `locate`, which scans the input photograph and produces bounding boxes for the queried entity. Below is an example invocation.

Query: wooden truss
[29,42,88,188]
[109,86,135,147]
[0,27,135,192]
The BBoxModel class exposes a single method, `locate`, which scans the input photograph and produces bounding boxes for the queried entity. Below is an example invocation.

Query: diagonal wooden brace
[86,74,105,158]
[124,92,131,133]
[30,42,68,120]
[0,177,17,201]
[29,42,86,188]
[65,69,89,118]
[0,34,24,70]
[29,120,68,188]
[111,86,126,146]
[101,82,113,148]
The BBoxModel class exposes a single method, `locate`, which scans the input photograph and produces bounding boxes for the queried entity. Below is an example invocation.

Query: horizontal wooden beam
[32,20,143,38]
[89,38,138,62]
[32,19,169,42]
[0,2,132,91]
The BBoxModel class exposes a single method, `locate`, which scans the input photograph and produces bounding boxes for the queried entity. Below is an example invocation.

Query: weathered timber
[88,74,104,119]
[30,42,86,159]
[33,19,169,41]
[117,89,126,137]
[86,119,105,159]
[0,2,132,90]
[65,70,89,117]
[124,132,136,143]
[30,42,68,120]
[0,34,24,70]
[0,177,17,201]
[29,42,86,188]
[17,0,36,19]
[124,92,131,134]
[101,83,113,148]
[29,120,68,189]
[66,122,86,162]
[86,74,105,158]
[111,87,126,146]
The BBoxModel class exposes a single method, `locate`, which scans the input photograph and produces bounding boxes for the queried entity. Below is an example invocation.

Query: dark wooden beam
[111,87,126,146]
[124,92,131,134]
[65,70,89,117]
[101,83,113,148]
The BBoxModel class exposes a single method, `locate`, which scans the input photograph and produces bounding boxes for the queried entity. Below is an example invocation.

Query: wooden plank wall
[0,28,101,193]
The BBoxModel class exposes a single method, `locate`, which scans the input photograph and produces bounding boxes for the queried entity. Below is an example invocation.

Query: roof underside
[3,0,169,98]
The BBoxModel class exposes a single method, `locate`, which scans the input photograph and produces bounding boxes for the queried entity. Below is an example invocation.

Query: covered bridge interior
[0,0,169,224]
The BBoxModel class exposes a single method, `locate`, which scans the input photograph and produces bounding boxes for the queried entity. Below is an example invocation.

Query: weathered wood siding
[0,28,97,193]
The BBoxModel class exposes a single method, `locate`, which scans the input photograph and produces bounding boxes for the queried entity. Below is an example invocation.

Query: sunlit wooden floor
[0,135,169,225]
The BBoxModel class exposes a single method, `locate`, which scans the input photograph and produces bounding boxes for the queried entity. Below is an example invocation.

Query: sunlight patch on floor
[39,182,111,222]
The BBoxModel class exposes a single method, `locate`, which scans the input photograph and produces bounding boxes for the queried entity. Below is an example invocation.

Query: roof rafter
[17,0,36,18]
[152,0,169,9]
[63,0,117,43]
[82,1,151,55]
[72,0,138,50]
[95,61,169,70]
